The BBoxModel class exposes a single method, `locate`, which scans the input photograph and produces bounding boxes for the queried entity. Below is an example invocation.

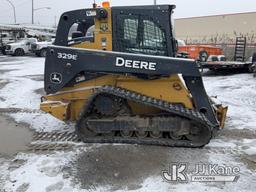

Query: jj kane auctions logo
[162,163,240,183]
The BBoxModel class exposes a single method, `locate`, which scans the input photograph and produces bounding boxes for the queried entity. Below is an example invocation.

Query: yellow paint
[40,101,70,121]
[41,74,194,121]
[217,105,228,129]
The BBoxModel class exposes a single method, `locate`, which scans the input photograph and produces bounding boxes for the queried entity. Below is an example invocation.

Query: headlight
[31,44,38,50]
[6,45,11,50]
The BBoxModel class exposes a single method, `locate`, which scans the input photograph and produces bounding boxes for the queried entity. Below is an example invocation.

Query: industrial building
[175,12,256,59]
[175,12,256,45]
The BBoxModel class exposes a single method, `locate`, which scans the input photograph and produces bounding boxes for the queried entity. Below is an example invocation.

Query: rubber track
[77,85,217,148]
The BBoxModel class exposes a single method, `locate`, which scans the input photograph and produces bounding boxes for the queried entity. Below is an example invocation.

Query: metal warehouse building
[175,12,256,45]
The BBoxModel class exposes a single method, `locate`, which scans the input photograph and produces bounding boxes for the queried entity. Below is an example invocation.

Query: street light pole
[154,0,157,5]
[32,0,34,24]
[5,0,16,24]
[31,0,51,25]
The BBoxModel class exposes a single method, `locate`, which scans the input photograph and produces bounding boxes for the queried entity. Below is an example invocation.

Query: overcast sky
[0,0,256,26]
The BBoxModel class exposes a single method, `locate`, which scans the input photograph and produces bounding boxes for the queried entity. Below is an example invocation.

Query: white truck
[5,38,37,56]
[30,39,53,57]
[1,32,16,55]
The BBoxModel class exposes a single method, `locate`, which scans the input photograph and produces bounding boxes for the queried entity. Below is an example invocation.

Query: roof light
[102,1,110,8]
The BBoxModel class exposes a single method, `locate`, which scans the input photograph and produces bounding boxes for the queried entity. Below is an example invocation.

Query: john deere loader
[40,3,228,147]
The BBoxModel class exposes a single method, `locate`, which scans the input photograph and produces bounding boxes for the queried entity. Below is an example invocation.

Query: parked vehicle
[176,40,189,58]
[251,52,256,76]
[178,41,223,62]
[0,32,15,55]
[201,54,251,72]
[31,39,53,57]
[206,55,227,62]
[207,55,219,62]
[217,55,227,61]
[5,38,37,56]
[252,52,256,61]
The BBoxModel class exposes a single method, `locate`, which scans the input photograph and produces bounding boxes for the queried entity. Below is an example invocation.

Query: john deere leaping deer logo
[100,23,108,32]
[50,72,62,84]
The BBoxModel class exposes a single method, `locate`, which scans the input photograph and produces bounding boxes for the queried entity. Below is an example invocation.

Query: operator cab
[55,4,177,57]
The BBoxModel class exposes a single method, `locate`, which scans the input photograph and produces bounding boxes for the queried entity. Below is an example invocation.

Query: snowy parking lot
[0,55,256,192]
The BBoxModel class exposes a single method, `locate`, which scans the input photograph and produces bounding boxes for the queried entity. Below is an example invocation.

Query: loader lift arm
[44,45,219,128]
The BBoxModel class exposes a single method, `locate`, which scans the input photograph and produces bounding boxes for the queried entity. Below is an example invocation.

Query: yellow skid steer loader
[40,3,228,147]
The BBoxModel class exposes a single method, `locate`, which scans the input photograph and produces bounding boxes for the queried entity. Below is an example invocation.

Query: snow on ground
[10,112,71,132]
[0,57,43,109]
[203,73,256,130]
[0,56,80,191]
[0,159,9,190]
[0,56,72,132]
[0,57,256,191]
[0,78,42,109]
[4,152,76,192]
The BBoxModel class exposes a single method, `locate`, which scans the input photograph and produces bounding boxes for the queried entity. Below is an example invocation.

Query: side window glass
[116,15,167,56]
[68,23,79,40]
[85,25,95,38]
[68,22,95,44]
[124,18,139,46]
[142,20,167,55]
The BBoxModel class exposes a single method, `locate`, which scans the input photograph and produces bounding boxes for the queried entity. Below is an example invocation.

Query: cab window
[116,15,167,56]
[67,22,95,45]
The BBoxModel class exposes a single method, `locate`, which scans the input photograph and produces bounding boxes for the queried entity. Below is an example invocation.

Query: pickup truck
[31,39,53,57]
[5,38,37,56]
[0,32,16,55]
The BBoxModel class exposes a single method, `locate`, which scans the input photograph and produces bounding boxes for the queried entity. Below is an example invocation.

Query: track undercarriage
[76,86,214,148]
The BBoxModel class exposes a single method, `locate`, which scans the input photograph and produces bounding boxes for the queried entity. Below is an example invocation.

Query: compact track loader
[40,3,228,147]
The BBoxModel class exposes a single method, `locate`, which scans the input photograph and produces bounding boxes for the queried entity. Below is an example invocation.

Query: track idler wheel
[135,130,148,138]
[169,132,182,140]
[149,131,162,138]
[185,125,212,144]
[77,115,99,137]
[120,130,134,138]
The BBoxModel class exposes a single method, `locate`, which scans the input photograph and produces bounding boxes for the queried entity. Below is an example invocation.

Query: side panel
[41,75,194,121]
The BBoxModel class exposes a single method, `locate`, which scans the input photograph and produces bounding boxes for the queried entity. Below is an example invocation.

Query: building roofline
[176,11,256,20]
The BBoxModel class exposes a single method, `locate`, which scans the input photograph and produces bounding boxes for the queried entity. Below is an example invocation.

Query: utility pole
[32,0,34,24]
[5,0,16,24]
[32,0,51,25]
[54,16,57,28]
[154,0,157,5]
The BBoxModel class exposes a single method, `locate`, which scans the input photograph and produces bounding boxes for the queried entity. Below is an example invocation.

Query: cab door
[112,5,176,57]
